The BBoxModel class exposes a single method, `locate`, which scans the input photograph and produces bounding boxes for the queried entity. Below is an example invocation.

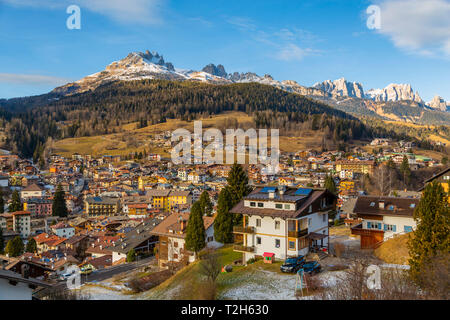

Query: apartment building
[230,186,337,262]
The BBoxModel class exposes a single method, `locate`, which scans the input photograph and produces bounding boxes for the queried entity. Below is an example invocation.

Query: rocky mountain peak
[313,78,364,99]
[201,64,227,78]
[427,95,449,112]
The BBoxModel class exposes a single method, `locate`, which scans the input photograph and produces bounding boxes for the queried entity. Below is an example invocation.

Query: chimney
[379,200,385,209]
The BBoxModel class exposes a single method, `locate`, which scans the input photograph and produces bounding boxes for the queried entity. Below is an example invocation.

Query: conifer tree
[185,201,206,255]
[213,187,234,243]
[52,184,68,217]
[408,181,450,284]
[199,191,213,217]
[5,236,24,257]
[25,238,37,253]
[0,228,4,254]
[400,155,411,186]
[325,175,337,194]
[9,190,23,212]
[0,190,4,213]
[226,163,252,225]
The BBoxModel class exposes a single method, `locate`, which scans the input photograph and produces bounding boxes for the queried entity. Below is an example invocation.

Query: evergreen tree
[25,238,37,253]
[213,187,234,243]
[400,155,411,186]
[226,163,252,225]
[5,236,24,257]
[324,175,337,194]
[0,228,4,254]
[52,184,68,217]
[0,190,4,213]
[9,190,23,212]
[408,181,450,284]
[185,201,206,255]
[127,249,136,262]
[199,191,213,217]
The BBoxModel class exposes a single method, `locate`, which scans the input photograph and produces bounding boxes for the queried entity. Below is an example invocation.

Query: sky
[0,0,449,101]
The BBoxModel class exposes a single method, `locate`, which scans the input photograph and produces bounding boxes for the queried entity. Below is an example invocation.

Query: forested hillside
[0,80,444,159]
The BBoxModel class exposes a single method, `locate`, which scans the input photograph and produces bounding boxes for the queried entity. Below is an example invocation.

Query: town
[0,134,447,300]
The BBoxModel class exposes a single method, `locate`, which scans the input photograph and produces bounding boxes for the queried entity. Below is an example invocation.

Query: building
[50,222,75,239]
[152,212,217,268]
[351,196,418,249]
[109,218,162,264]
[0,211,31,239]
[229,186,337,262]
[335,160,375,175]
[0,269,52,300]
[145,189,192,212]
[84,197,120,217]
[418,167,450,201]
[23,198,52,217]
[20,184,45,200]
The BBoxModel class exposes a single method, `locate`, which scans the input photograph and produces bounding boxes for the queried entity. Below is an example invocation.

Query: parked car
[80,267,93,275]
[280,256,305,273]
[302,261,321,274]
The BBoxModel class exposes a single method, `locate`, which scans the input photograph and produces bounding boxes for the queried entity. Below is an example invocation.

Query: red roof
[263,252,274,257]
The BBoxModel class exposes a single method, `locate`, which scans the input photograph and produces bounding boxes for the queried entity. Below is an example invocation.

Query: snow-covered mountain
[52,50,448,120]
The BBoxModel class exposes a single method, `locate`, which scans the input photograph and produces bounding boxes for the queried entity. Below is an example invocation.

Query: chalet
[21,184,45,200]
[351,196,418,249]
[0,269,52,300]
[108,218,161,264]
[50,222,75,239]
[151,212,217,268]
[229,186,336,263]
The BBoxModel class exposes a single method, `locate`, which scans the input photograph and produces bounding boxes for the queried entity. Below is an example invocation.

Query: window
[384,224,397,232]
[275,221,280,230]
[410,203,416,209]
[370,202,375,207]
[284,204,290,210]
[256,219,261,227]
[275,239,281,248]
[250,202,256,207]
[275,203,283,209]
[404,226,413,233]
[322,214,326,222]
[258,202,264,208]
[256,237,262,245]
[308,205,312,213]
[174,242,178,248]
[388,205,394,210]
[288,241,296,250]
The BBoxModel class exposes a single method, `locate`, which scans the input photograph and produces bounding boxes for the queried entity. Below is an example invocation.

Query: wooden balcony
[351,223,384,237]
[233,226,255,234]
[288,228,308,238]
[233,243,255,253]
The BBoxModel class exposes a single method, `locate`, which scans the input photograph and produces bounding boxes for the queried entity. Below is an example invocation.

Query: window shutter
[384,224,387,231]
[367,222,372,228]
[378,223,382,230]
[393,225,396,232]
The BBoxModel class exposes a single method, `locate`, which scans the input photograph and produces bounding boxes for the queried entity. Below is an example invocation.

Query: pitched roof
[353,196,419,217]
[22,183,44,192]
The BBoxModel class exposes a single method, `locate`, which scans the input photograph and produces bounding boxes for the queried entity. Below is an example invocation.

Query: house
[50,222,75,239]
[23,198,52,217]
[34,233,67,253]
[229,186,337,263]
[351,196,419,249]
[20,184,45,200]
[109,218,162,264]
[151,212,217,268]
[335,160,375,175]
[418,166,450,198]
[80,255,112,271]
[0,269,52,300]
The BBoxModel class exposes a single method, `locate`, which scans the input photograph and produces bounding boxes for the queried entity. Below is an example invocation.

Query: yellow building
[145,189,192,211]
[335,160,375,175]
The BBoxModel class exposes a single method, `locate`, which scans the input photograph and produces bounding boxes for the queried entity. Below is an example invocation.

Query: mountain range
[12,50,450,124]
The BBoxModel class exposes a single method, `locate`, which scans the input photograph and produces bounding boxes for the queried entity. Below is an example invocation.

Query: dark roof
[230,188,334,219]
[418,166,450,191]
[0,269,53,288]
[353,196,419,217]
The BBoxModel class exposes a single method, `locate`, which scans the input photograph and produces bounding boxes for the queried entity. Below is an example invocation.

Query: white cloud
[0,73,71,85]
[277,44,316,62]
[376,0,450,56]
[1,0,164,25]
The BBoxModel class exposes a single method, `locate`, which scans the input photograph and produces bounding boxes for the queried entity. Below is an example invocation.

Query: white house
[351,196,418,249]
[50,222,75,239]
[20,184,45,200]
[230,186,336,262]
[0,269,52,300]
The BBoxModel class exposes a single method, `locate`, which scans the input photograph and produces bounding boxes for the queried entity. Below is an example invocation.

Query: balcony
[351,223,384,236]
[233,243,255,253]
[233,226,255,234]
[288,228,308,238]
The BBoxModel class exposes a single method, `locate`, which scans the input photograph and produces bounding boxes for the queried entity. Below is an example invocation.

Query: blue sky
[0,0,449,101]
